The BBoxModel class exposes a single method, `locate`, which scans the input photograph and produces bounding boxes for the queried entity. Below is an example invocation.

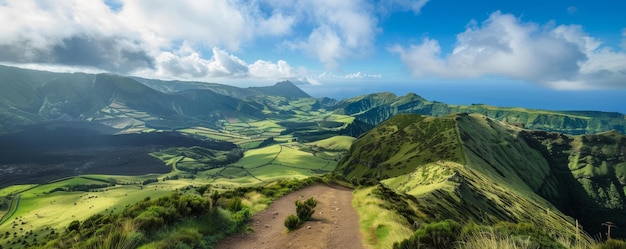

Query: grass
[338,114,464,180]
[353,186,414,249]
[237,145,282,168]
[273,146,331,169]
[459,232,537,249]
[345,113,601,249]
[0,176,176,247]
[382,162,459,197]
[0,184,37,196]
[0,95,361,247]
[307,135,356,151]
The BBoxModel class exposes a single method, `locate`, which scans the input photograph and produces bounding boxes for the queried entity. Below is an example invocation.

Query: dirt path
[216,184,366,249]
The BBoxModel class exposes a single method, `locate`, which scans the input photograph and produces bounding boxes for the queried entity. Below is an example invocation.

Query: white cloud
[318,71,382,79]
[0,0,298,74]
[119,0,250,50]
[149,46,315,84]
[391,11,626,89]
[0,0,386,82]
[344,72,382,79]
[0,1,153,72]
[381,0,429,14]
[284,0,379,70]
[257,12,296,37]
[249,60,297,79]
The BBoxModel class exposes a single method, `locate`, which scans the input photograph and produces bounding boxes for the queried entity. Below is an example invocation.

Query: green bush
[284,215,300,231]
[157,228,204,249]
[393,220,462,249]
[67,220,80,232]
[304,197,318,208]
[295,198,316,221]
[227,197,244,212]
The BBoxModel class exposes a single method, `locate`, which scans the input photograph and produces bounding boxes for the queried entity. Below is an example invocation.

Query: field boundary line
[0,194,21,225]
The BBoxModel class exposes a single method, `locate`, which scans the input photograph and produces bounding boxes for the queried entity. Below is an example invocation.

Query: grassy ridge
[337,114,464,180]
[338,113,626,248]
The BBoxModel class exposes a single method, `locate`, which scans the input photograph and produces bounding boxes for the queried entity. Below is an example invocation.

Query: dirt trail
[216,184,366,249]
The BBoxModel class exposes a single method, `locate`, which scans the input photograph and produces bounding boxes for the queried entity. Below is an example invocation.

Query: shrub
[304,197,318,208]
[67,220,80,232]
[295,198,316,221]
[393,219,462,249]
[227,197,244,212]
[284,215,300,231]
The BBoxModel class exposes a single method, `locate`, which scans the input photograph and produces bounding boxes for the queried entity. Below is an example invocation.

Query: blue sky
[0,0,625,113]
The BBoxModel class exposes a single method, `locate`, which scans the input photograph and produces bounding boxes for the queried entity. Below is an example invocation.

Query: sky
[1,0,625,113]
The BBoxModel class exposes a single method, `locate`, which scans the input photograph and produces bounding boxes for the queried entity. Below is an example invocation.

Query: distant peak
[275,80,295,86]
[248,80,311,98]
[276,80,310,86]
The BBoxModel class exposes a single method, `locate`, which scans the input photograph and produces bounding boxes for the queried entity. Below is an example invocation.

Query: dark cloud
[53,36,155,73]
[0,35,154,73]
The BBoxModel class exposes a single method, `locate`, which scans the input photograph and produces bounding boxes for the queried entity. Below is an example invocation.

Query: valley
[0,65,625,248]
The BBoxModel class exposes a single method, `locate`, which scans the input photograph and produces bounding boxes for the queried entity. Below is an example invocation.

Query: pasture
[0,94,358,247]
[0,134,353,248]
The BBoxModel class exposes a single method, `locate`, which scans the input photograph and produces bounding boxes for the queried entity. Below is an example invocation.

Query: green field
[0,133,354,247]
[0,185,37,196]
[307,135,356,151]
[0,93,362,247]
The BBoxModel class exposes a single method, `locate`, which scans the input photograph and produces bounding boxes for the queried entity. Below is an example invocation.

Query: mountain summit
[249,80,311,99]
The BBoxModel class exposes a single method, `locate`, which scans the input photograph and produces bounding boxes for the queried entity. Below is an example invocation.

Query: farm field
[0,93,365,248]
[0,133,352,247]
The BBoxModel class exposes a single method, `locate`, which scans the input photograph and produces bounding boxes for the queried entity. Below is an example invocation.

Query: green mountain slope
[249,81,311,99]
[134,77,310,99]
[0,65,267,133]
[330,92,626,135]
[337,113,626,239]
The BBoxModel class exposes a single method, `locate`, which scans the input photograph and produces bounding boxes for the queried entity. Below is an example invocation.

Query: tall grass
[74,219,142,249]
[459,232,537,249]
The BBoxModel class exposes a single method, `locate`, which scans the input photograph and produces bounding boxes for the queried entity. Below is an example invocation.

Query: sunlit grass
[0,184,37,196]
[307,135,356,151]
[353,186,413,249]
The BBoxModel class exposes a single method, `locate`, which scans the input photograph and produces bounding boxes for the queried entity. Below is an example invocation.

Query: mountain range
[1,64,626,243]
[1,65,623,137]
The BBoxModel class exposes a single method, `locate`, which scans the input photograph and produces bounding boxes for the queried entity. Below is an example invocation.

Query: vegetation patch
[283,197,318,231]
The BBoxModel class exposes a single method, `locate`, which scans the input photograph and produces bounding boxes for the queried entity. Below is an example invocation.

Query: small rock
[307,225,311,229]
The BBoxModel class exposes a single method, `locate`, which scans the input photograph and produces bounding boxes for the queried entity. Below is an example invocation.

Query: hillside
[0,122,239,189]
[0,66,273,133]
[330,92,626,135]
[134,77,310,99]
[1,65,624,137]
[337,113,626,243]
